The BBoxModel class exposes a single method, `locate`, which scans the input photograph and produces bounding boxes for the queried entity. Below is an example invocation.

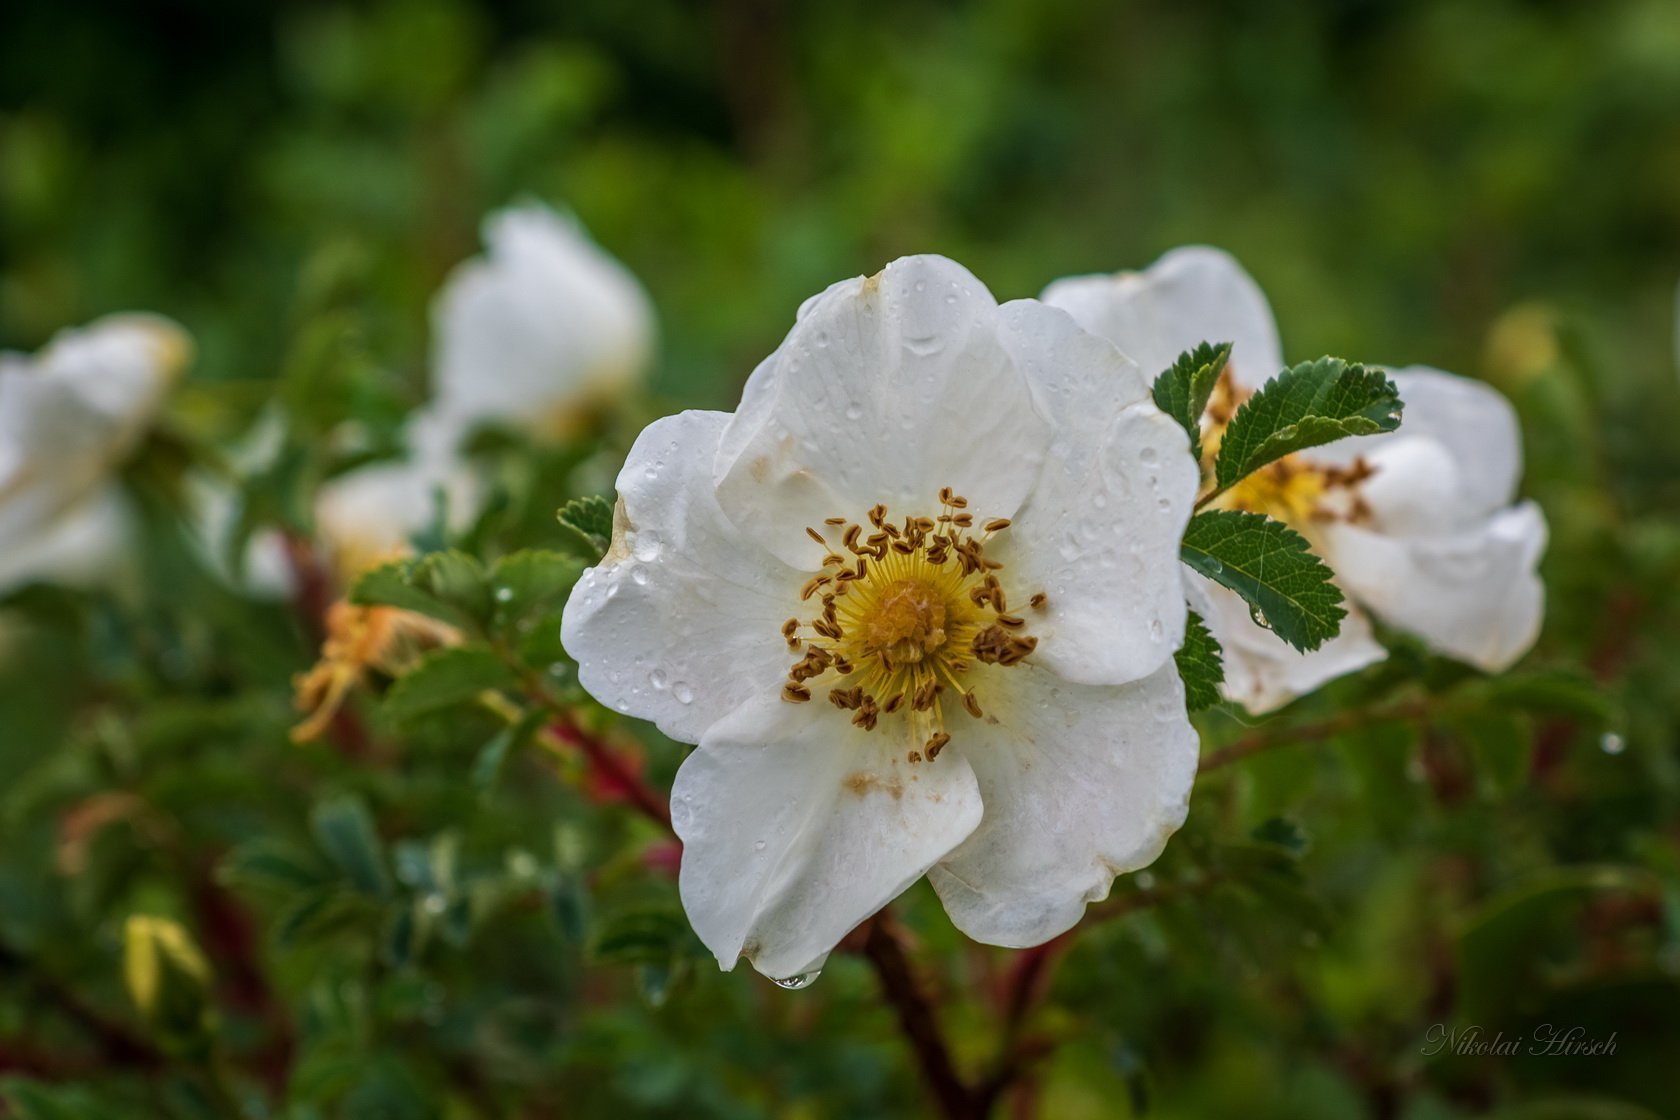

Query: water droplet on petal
[650,669,668,691]
[1149,618,1164,641]
[1600,731,1626,755]
[1140,447,1159,466]
[630,565,649,586]
[772,971,820,990]
[753,839,767,851]
[673,681,694,705]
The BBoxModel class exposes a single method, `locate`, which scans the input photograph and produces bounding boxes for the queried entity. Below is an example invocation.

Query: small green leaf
[1214,356,1402,488]
[218,839,334,893]
[349,560,471,629]
[1151,341,1231,462]
[557,494,615,557]
[489,549,584,633]
[1250,816,1310,856]
[1180,510,1346,652]
[382,646,518,724]
[1175,610,1225,712]
[589,905,691,967]
[413,550,491,627]
[310,795,391,897]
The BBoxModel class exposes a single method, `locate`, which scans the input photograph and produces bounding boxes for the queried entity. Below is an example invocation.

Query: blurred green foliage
[3,0,1680,1117]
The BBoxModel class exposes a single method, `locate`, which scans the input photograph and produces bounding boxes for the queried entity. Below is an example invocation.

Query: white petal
[988,300,1199,686]
[1187,572,1387,714]
[926,659,1198,947]
[1041,247,1284,390]
[714,255,1052,567]
[1305,367,1522,517]
[431,203,654,438]
[0,486,135,595]
[674,693,982,979]
[1323,502,1547,672]
[561,410,803,744]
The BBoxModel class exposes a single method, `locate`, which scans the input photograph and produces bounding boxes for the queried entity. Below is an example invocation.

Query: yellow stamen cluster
[780,488,1042,763]
[1202,370,1378,528]
[291,601,460,743]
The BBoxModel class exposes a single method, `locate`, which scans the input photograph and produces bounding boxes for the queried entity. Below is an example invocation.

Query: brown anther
[952,512,973,528]
[882,693,905,714]
[948,495,968,509]
[782,617,800,638]
[990,588,1006,613]
[1029,592,1048,610]
[868,503,888,528]
[781,683,811,703]
[914,516,937,532]
[983,518,1011,533]
[799,574,830,601]
[912,679,940,711]
[829,686,863,710]
[908,750,923,764]
[843,523,863,552]
[854,558,867,579]
[891,539,915,555]
[938,486,954,504]
[822,553,846,568]
[962,691,983,719]
[882,521,900,539]
[997,614,1025,628]
[925,732,951,760]
[806,527,827,546]
[824,516,848,526]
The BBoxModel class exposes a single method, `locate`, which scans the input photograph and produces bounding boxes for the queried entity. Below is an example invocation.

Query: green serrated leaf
[348,560,472,629]
[382,646,518,724]
[1213,357,1402,488]
[557,494,615,557]
[413,550,491,627]
[1151,341,1231,462]
[1175,609,1224,712]
[1180,510,1346,652]
[589,906,691,967]
[310,795,391,897]
[489,549,584,633]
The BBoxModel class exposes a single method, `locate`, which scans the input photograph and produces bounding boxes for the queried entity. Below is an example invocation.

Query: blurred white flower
[0,314,188,595]
[313,408,483,580]
[562,255,1200,981]
[1045,248,1547,712]
[431,202,655,441]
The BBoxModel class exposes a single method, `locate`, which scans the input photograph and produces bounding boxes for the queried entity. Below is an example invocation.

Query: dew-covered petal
[674,693,982,979]
[562,410,804,744]
[926,659,1197,948]
[1041,247,1284,391]
[1304,367,1523,518]
[431,203,654,439]
[714,255,1051,568]
[1323,502,1547,672]
[988,300,1199,687]
[1186,572,1387,714]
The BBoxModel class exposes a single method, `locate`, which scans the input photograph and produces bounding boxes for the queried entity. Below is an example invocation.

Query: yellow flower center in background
[779,488,1042,763]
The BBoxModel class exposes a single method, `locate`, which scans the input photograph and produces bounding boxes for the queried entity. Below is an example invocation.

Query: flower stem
[859,912,983,1120]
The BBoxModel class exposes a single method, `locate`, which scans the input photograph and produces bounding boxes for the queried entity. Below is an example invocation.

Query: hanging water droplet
[1599,731,1626,755]
[1247,605,1272,631]
[494,586,514,603]
[772,971,820,990]
[649,669,668,691]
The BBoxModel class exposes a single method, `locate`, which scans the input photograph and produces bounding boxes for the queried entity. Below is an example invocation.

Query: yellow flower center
[779,488,1043,763]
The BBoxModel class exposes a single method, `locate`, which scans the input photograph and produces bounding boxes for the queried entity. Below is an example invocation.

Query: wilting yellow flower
[123,915,213,1047]
[291,592,461,743]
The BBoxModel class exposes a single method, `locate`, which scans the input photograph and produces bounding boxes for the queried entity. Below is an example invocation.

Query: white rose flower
[562,255,1202,981]
[431,202,655,441]
[1045,247,1547,712]
[0,314,188,594]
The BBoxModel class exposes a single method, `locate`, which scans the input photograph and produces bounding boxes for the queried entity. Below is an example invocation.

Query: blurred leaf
[1175,609,1224,711]
[1181,511,1346,652]
[413,549,492,627]
[590,905,691,968]
[382,645,517,724]
[1480,669,1612,723]
[1251,816,1311,856]
[310,794,391,897]
[1151,340,1230,462]
[489,549,584,634]
[473,708,545,791]
[1214,357,1402,488]
[349,559,472,629]
[219,839,335,893]
[557,494,615,557]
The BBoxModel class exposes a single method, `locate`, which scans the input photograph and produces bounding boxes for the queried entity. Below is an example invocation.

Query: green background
[3,1,1679,1116]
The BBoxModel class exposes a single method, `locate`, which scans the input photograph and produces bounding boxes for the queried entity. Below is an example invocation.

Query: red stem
[859,914,982,1120]
[552,717,674,831]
